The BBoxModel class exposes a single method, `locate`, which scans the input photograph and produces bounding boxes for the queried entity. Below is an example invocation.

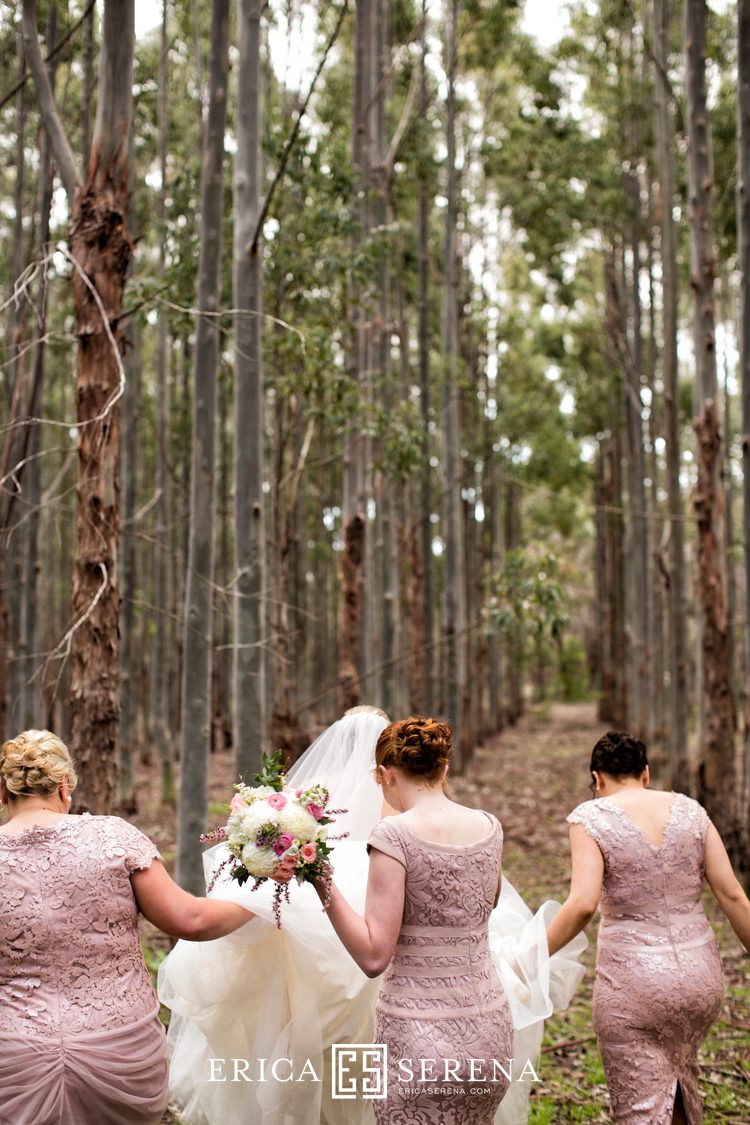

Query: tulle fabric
[158,712,586,1124]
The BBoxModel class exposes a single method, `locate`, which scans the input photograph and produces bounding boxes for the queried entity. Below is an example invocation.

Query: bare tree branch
[21,0,81,202]
[384,61,419,175]
[249,0,350,254]
[361,14,425,124]
[0,0,96,114]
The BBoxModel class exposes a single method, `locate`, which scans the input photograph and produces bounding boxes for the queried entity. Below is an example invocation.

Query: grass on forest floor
[135,701,750,1124]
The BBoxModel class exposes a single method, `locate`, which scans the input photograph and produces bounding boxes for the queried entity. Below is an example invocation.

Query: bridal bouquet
[202,751,345,925]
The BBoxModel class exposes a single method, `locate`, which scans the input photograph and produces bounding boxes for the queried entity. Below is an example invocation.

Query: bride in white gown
[158,707,586,1125]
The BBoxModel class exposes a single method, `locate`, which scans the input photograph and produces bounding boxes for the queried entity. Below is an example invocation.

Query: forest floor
[136,700,750,1124]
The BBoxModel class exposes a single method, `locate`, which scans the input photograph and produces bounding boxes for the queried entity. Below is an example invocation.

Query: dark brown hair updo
[590,731,648,780]
[375,717,452,785]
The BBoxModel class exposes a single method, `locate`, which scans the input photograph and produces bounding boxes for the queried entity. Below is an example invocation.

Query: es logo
[331,1044,388,1100]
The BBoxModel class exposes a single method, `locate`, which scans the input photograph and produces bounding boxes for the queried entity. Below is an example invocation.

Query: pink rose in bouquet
[273,832,294,856]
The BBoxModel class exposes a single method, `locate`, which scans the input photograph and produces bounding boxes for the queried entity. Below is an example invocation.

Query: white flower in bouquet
[240,843,280,878]
[201,751,346,925]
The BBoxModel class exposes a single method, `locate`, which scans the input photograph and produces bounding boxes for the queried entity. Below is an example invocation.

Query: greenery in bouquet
[200,751,346,925]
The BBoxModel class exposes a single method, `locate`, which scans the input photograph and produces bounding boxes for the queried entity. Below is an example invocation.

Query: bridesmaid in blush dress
[0,729,254,1125]
[547,731,750,1125]
[275,716,515,1124]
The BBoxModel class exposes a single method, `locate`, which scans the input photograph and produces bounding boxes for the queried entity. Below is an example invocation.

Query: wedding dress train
[158,712,586,1124]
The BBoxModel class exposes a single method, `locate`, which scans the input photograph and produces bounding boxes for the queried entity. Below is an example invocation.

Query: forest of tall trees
[1,0,749,888]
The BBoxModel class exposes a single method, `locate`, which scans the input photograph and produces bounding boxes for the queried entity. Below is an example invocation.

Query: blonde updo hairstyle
[0,730,77,800]
[375,716,452,786]
[344,704,389,720]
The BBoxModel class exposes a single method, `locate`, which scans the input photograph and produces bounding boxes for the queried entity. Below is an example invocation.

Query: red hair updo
[375,717,452,785]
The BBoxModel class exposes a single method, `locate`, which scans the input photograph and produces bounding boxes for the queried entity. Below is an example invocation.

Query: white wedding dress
[158,712,586,1125]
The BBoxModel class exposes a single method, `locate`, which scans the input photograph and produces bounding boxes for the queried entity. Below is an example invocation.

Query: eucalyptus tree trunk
[118,314,140,812]
[595,445,610,718]
[81,0,94,169]
[417,0,434,715]
[504,479,523,725]
[624,169,650,741]
[22,0,135,812]
[486,448,504,735]
[644,167,665,745]
[6,32,27,413]
[176,0,230,892]
[600,429,628,727]
[340,0,372,711]
[233,0,266,778]
[737,0,750,842]
[442,0,467,765]
[654,0,689,787]
[150,0,174,804]
[373,0,396,719]
[605,242,648,736]
[684,0,737,843]
[720,277,737,690]
[19,2,57,730]
[0,32,30,737]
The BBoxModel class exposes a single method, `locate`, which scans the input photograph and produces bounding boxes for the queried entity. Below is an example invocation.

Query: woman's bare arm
[546,823,604,956]
[704,824,750,952]
[310,849,405,978]
[131,860,254,941]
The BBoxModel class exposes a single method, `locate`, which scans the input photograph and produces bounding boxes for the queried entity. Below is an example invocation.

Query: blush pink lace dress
[367,813,514,1124]
[0,813,169,1125]
[567,794,724,1124]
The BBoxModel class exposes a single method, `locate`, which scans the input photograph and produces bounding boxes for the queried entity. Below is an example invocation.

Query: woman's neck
[598,777,646,798]
[394,782,449,814]
[4,797,67,823]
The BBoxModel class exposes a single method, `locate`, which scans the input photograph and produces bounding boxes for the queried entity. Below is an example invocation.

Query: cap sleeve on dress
[687,796,711,843]
[566,801,610,853]
[367,818,407,868]
[114,817,162,874]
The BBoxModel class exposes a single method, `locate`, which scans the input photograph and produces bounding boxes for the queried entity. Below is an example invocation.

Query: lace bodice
[367,814,505,1019]
[567,793,712,951]
[367,813,513,1123]
[0,813,161,1038]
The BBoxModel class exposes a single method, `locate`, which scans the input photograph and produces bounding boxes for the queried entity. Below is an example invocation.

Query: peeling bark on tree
[67,187,131,813]
[339,512,365,711]
[21,0,135,812]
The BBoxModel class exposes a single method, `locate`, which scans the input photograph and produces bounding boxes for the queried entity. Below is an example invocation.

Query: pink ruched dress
[0,813,169,1125]
[568,794,724,1124]
[367,813,514,1124]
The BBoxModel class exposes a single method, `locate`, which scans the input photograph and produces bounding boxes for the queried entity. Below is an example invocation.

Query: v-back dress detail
[0,814,169,1125]
[567,794,723,1124]
[367,814,514,1124]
